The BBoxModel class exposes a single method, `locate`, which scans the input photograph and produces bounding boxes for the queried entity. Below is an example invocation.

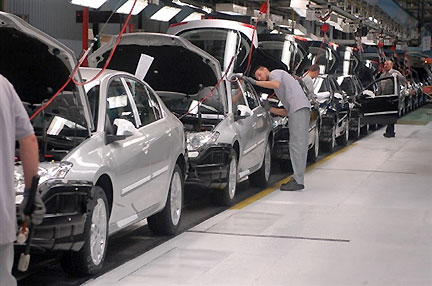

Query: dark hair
[251,65,268,77]
[308,64,320,72]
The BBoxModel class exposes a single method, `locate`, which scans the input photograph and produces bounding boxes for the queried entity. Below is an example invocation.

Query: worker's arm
[270,107,288,117]
[255,80,281,90]
[19,134,39,189]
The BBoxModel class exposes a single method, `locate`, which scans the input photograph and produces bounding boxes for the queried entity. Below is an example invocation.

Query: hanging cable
[30,0,138,121]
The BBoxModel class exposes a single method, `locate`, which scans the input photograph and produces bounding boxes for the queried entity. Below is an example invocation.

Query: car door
[243,81,269,169]
[123,77,173,211]
[103,76,151,223]
[359,76,400,120]
[231,79,257,179]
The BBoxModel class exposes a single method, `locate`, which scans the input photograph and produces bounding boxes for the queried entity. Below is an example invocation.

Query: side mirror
[362,90,375,98]
[235,105,252,121]
[237,105,252,117]
[105,118,136,145]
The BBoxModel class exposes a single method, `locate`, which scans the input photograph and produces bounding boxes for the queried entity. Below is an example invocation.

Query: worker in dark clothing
[243,66,311,191]
[380,60,407,138]
[0,74,45,285]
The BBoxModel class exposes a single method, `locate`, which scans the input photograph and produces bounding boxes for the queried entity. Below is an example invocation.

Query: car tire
[147,164,183,235]
[337,120,349,146]
[213,152,237,206]
[249,142,272,187]
[279,159,292,171]
[307,127,320,162]
[61,186,108,276]
[360,124,368,135]
[349,119,361,140]
[321,126,336,153]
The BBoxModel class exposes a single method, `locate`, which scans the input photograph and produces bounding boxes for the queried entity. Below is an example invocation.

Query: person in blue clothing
[243,66,311,191]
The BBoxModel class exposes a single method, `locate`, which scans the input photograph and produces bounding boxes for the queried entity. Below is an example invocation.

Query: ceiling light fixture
[70,0,108,9]
[113,0,149,15]
[150,6,182,21]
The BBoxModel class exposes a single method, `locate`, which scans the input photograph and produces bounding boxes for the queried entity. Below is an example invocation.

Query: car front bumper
[16,180,94,251]
[186,144,235,189]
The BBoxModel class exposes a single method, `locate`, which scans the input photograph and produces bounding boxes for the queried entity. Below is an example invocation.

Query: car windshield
[178,28,250,71]
[24,89,89,159]
[157,86,224,117]
[259,40,303,72]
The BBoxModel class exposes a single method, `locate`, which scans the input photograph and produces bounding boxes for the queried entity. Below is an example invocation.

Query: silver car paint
[88,32,273,182]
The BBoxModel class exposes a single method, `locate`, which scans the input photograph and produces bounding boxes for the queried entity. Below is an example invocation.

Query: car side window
[87,85,100,131]
[123,78,158,127]
[145,86,163,119]
[318,78,330,93]
[243,81,260,110]
[231,80,247,112]
[375,77,395,95]
[339,78,355,96]
[106,78,136,127]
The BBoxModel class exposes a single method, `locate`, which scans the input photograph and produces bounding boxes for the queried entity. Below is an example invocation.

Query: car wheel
[249,142,272,187]
[337,119,349,146]
[279,159,292,171]
[349,119,361,140]
[360,124,368,135]
[213,152,237,206]
[148,164,183,235]
[307,127,320,162]
[61,186,108,276]
[321,126,336,153]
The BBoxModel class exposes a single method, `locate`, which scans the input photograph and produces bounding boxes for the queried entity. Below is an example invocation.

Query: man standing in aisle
[302,64,320,99]
[0,74,45,285]
[244,66,311,191]
[380,60,407,138]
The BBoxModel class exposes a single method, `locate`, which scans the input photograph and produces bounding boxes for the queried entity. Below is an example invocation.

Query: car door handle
[257,113,265,117]
[140,141,149,153]
[165,128,173,136]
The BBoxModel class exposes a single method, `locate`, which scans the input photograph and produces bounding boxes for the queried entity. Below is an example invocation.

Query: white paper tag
[135,54,154,81]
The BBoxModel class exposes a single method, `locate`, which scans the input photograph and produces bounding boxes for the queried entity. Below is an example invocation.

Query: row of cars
[2,12,429,277]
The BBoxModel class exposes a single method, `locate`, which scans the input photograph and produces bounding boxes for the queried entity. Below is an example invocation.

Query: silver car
[88,32,274,206]
[1,12,186,276]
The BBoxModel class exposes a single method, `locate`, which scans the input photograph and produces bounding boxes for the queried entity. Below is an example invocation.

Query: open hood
[88,33,225,109]
[0,12,92,130]
[0,13,84,103]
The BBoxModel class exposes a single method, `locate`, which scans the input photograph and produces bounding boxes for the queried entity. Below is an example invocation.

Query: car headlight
[186,131,220,151]
[14,161,73,204]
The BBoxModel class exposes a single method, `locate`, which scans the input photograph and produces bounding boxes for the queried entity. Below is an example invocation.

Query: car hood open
[88,33,227,112]
[0,12,92,130]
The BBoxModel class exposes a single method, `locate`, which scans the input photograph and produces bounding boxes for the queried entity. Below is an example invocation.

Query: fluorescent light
[173,0,198,9]
[290,0,307,17]
[71,0,107,9]
[294,28,305,36]
[150,6,181,21]
[216,3,247,15]
[183,12,205,21]
[116,0,148,15]
[202,6,212,14]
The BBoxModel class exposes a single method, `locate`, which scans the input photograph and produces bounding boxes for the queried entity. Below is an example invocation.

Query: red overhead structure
[82,7,89,67]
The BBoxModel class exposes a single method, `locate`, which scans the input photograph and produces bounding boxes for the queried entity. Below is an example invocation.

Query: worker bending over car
[242,66,311,191]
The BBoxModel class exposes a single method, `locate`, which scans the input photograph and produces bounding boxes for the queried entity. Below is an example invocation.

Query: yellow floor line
[396,120,428,126]
[231,143,358,210]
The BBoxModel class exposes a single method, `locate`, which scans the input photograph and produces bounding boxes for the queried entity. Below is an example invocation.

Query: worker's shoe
[383,132,395,138]
[280,179,304,191]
